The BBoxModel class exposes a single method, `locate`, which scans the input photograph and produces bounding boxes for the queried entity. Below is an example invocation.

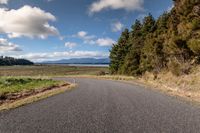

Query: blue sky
[0,0,173,62]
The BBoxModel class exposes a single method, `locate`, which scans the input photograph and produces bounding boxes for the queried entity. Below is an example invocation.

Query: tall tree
[109,0,200,76]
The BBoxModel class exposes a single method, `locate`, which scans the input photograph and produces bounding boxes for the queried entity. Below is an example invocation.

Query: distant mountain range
[39,58,110,64]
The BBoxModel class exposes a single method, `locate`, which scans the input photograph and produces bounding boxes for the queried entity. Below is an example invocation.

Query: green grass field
[0,65,109,76]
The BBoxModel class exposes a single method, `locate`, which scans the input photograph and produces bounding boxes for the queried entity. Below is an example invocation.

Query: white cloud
[89,0,144,14]
[77,31,87,38]
[74,31,115,46]
[111,21,124,32]
[65,42,77,49]
[0,5,59,39]
[0,38,22,52]
[0,0,9,4]
[74,31,96,44]
[96,38,115,46]
[76,31,96,40]
[12,51,109,62]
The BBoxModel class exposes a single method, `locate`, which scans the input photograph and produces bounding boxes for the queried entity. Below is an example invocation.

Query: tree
[109,0,200,76]
[110,29,130,74]
[142,14,156,35]
[0,56,34,66]
[121,20,143,75]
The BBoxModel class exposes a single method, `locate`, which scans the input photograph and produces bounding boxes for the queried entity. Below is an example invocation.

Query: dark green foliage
[142,14,156,34]
[156,12,169,34]
[0,56,34,66]
[109,0,200,76]
[109,29,130,74]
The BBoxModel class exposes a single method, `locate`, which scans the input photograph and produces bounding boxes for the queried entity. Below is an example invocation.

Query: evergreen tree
[0,56,34,66]
[109,0,200,76]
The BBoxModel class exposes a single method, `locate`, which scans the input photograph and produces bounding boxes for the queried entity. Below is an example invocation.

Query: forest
[109,0,200,76]
[0,56,34,66]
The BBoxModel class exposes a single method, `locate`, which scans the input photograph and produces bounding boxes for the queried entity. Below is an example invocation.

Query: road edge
[63,75,200,106]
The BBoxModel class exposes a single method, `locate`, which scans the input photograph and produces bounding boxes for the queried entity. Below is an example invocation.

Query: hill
[0,56,34,66]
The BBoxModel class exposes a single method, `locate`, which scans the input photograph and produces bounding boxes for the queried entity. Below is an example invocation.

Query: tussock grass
[140,66,200,102]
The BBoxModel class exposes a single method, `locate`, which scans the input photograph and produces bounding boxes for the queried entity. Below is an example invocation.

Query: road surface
[0,78,200,133]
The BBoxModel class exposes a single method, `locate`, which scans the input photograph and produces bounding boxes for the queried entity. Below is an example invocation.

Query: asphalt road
[0,78,200,133]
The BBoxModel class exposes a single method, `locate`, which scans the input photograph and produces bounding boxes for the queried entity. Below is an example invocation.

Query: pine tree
[109,0,200,76]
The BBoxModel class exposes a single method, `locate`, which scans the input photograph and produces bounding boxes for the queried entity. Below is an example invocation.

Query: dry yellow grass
[141,66,200,103]
[66,66,200,103]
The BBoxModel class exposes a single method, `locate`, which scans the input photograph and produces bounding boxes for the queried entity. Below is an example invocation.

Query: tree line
[110,0,200,76]
[0,56,34,66]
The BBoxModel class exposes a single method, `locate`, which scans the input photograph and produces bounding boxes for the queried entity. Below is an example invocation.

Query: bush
[168,61,191,76]
[191,19,200,30]
[168,61,182,76]
[97,71,106,76]
[188,39,200,55]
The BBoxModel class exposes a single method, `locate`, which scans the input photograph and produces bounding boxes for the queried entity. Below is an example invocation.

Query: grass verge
[0,77,61,98]
[0,83,76,111]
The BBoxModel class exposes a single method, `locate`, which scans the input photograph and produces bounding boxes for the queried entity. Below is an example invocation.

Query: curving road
[0,78,200,133]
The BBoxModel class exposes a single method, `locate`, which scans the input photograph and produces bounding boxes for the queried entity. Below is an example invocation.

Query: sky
[0,0,173,62]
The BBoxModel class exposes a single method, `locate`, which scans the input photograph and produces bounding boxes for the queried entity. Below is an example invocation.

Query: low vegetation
[0,77,62,101]
[0,65,107,109]
[140,65,200,102]
[0,65,109,76]
[0,81,75,111]
[0,78,59,94]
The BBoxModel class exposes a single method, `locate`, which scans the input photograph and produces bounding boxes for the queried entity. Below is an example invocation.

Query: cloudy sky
[0,0,173,62]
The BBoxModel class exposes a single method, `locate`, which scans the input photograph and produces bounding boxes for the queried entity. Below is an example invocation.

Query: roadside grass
[1,65,200,105]
[0,77,62,98]
[66,75,136,81]
[0,65,109,76]
[140,66,200,103]
[65,70,200,104]
[0,83,76,111]
[0,65,108,111]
